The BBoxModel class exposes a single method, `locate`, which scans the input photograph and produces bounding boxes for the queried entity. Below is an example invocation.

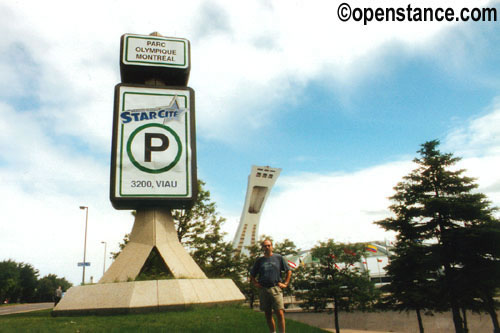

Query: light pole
[101,241,107,276]
[79,206,88,285]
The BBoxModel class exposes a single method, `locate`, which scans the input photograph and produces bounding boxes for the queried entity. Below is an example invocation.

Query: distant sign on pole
[110,84,197,210]
[77,262,91,267]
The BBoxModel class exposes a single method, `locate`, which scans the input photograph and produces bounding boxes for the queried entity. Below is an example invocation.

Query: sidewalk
[286,309,499,332]
[0,303,54,316]
[320,327,392,333]
[287,311,391,332]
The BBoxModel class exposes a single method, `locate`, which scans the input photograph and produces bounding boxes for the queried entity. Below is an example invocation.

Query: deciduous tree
[111,180,239,281]
[0,260,39,304]
[296,240,378,333]
[36,274,72,302]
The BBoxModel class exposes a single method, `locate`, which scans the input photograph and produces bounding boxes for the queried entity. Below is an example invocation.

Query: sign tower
[53,33,244,315]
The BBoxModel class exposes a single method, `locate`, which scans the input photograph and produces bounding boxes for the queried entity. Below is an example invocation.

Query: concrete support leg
[100,208,206,283]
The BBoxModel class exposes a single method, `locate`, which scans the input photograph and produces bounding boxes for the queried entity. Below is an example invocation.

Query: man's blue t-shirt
[250,254,290,287]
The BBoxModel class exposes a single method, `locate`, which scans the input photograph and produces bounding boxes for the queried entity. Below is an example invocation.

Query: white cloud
[253,101,500,250]
[3,0,491,145]
[191,0,496,142]
[257,162,412,250]
[445,98,500,156]
[444,98,500,206]
[0,181,134,284]
[0,101,134,284]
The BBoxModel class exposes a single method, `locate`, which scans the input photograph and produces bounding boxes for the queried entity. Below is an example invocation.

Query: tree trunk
[461,308,468,333]
[415,309,424,333]
[450,303,464,333]
[482,295,500,333]
[489,308,500,333]
[416,308,424,333]
[334,297,340,333]
[442,261,464,333]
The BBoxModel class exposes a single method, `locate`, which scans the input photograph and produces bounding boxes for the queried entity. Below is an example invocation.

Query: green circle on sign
[126,123,182,174]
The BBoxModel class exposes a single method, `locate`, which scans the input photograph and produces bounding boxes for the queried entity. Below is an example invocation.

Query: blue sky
[1,0,499,285]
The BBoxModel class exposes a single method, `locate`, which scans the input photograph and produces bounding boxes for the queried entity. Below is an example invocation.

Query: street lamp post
[79,206,89,285]
[101,241,107,276]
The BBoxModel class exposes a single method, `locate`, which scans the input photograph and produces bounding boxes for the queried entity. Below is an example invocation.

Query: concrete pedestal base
[53,208,245,316]
[52,279,245,315]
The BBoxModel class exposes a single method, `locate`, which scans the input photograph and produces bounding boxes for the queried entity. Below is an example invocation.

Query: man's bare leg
[276,309,286,332]
[265,310,276,332]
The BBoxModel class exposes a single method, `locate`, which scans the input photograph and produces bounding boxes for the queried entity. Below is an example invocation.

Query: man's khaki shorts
[258,286,284,312]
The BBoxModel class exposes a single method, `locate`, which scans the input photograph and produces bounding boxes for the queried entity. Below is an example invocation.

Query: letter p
[144,133,169,162]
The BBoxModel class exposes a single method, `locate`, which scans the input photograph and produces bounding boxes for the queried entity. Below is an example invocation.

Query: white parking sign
[110,84,197,209]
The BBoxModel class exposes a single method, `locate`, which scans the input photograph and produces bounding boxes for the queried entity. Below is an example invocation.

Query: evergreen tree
[376,140,500,333]
[378,242,439,333]
[453,220,500,332]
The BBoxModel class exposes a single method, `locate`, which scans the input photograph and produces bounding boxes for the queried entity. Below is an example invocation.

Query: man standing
[54,286,63,306]
[250,239,292,333]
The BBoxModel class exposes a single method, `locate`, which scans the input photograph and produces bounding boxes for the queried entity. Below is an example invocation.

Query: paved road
[0,303,54,316]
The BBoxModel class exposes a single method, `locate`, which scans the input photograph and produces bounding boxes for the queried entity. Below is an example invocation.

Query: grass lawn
[0,304,327,332]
